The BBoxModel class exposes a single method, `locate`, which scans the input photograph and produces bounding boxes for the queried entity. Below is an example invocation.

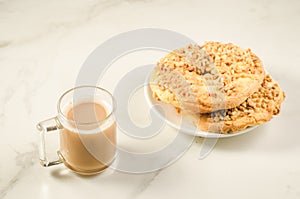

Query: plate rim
[144,72,259,138]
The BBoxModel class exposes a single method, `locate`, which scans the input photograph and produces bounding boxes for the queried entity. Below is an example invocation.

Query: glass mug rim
[57,85,116,126]
[37,85,117,173]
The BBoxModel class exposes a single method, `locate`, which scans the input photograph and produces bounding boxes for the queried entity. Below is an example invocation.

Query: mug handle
[37,117,63,167]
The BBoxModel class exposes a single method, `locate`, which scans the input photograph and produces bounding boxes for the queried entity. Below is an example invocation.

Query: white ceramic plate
[144,73,259,138]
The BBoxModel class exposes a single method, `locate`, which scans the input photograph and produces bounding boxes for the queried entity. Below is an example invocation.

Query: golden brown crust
[152,74,285,134]
[197,74,285,134]
[150,42,265,113]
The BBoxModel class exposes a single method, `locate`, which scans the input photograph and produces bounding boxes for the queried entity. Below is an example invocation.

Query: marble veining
[0,0,299,198]
[0,0,152,48]
[0,41,11,48]
[0,87,14,123]
[1,143,38,198]
[127,171,161,199]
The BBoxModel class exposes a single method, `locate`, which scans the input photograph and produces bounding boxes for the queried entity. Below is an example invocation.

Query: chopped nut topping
[202,74,284,126]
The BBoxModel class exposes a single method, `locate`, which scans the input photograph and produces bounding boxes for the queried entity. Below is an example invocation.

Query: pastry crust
[152,74,285,134]
[197,74,285,133]
[150,42,265,113]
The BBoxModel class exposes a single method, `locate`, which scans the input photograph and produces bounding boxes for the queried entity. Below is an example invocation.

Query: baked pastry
[150,42,265,113]
[196,74,285,133]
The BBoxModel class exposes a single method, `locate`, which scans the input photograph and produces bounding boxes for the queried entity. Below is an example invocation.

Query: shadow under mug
[37,86,117,175]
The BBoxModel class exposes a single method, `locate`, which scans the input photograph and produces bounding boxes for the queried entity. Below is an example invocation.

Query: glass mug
[37,86,117,175]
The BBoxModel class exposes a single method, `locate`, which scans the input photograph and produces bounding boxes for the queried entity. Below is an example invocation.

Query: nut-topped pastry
[150,42,265,113]
[197,74,285,133]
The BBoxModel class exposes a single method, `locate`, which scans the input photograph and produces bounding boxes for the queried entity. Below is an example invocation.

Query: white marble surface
[1,0,300,198]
